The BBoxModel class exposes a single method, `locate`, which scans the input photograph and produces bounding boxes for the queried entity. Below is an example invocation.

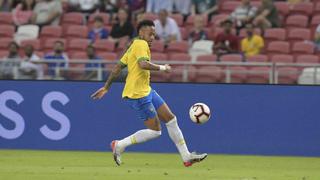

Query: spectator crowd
[0,0,318,84]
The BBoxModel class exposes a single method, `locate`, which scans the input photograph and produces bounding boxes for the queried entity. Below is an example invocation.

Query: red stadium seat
[70,51,87,60]
[150,40,165,53]
[267,41,290,55]
[194,66,223,83]
[161,53,191,82]
[220,1,241,14]
[251,1,261,8]
[98,52,118,61]
[0,12,13,25]
[287,28,311,44]
[20,39,41,50]
[0,38,13,50]
[167,66,194,82]
[151,72,169,82]
[276,67,299,84]
[274,2,290,17]
[271,54,294,63]
[65,25,88,39]
[0,25,15,38]
[229,66,248,83]
[40,26,63,39]
[67,52,86,79]
[264,28,286,44]
[167,41,189,53]
[152,52,167,61]
[150,49,170,82]
[67,39,89,54]
[310,15,320,29]
[246,67,271,84]
[296,55,319,64]
[289,2,313,16]
[314,2,320,15]
[220,54,243,62]
[291,42,315,55]
[168,53,191,61]
[116,36,129,53]
[43,38,67,53]
[285,15,309,28]
[61,12,84,25]
[185,15,208,28]
[247,54,269,62]
[93,39,116,53]
[0,50,9,59]
[196,54,218,62]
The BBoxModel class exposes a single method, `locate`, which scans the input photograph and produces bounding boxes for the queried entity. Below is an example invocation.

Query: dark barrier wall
[1,81,320,157]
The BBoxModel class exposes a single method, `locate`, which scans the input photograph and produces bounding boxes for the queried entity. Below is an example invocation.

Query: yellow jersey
[241,35,264,57]
[119,39,151,99]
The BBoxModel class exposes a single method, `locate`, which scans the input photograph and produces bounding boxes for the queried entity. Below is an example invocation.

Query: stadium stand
[1,0,320,84]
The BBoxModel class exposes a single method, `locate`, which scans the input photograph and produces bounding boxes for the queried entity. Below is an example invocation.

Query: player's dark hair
[137,20,155,34]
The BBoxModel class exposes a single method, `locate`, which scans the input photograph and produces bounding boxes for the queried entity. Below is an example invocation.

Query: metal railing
[1,58,320,84]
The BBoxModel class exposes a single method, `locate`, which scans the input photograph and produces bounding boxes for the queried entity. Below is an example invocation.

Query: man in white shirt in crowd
[154,9,181,45]
[19,44,44,80]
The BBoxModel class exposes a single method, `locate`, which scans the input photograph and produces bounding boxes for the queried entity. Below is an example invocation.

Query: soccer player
[91,20,207,167]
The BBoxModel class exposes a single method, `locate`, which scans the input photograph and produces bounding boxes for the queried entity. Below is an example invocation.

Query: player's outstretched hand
[164,64,171,73]
[91,87,108,100]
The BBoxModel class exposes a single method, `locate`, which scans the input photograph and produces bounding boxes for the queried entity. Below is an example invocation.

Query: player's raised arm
[138,61,171,73]
[91,63,124,100]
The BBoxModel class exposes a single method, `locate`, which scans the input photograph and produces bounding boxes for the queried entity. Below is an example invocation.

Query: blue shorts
[124,89,165,121]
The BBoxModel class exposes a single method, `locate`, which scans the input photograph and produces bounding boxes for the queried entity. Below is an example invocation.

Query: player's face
[141,26,155,47]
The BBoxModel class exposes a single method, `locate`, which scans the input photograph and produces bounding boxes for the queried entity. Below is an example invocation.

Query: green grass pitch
[0,150,319,180]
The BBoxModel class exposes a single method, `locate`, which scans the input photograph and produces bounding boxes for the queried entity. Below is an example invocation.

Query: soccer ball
[189,103,211,124]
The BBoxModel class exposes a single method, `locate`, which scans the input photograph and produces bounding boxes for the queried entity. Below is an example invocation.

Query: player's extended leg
[111,96,161,166]
[152,91,207,167]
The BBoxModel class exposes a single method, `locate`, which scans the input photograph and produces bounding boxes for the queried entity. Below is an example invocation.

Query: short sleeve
[119,52,128,67]
[134,41,150,62]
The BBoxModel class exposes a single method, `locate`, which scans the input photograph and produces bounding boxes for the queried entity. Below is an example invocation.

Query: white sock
[166,117,190,162]
[117,129,161,150]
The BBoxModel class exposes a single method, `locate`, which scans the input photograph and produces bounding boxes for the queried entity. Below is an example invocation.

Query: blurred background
[0,0,320,85]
